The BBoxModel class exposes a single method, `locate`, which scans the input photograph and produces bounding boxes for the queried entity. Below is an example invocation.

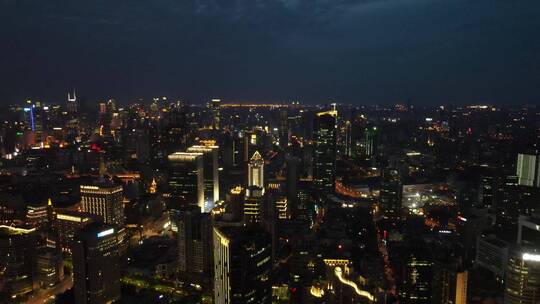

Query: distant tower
[211,99,221,130]
[313,109,337,192]
[248,151,264,189]
[67,90,78,114]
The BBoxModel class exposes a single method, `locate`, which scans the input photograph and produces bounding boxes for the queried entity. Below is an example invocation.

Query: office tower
[244,195,264,225]
[344,120,352,157]
[275,196,289,220]
[504,247,540,304]
[495,175,521,223]
[225,186,245,221]
[73,222,121,304]
[213,226,272,304]
[80,183,125,227]
[279,109,289,149]
[211,98,221,130]
[54,211,98,253]
[399,243,433,304]
[176,205,213,287]
[480,172,495,208]
[187,145,220,211]
[67,90,78,114]
[517,215,540,247]
[248,151,264,189]
[0,225,37,300]
[475,235,509,278]
[36,247,64,288]
[168,152,205,211]
[313,110,337,192]
[380,168,403,219]
[363,126,378,158]
[26,204,50,228]
[517,153,540,187]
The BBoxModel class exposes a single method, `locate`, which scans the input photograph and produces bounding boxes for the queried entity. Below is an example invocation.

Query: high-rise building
[517,153,540,187]
[380,168,403,219]
[495,175,521,224]
[36,247,64,288]
[344,120,353,157]
[73,222,121,304]
[504,247,540,304]
[175,205,213,287]
[167,152,205,211]
[363,126,378,158]
[26,204,50,228]
[313,110,337,192]
[67,90,78,114]
[53,211,98,253]
[213,226,272,304]
[279,109,289,149]
[80,183,125,227]
[0,225,37,300]
[475,235,509,278]
[211,99,221,130]
[248,151,264,190]
[517,215,540,248]
[244,195,264,225]
[187,145,220,211]
[399,243,433,304]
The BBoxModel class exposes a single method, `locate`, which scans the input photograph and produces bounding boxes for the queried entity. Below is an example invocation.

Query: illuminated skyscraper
[187,145,220,211]
[517,153,540,187]
[0,225,37,300]
[344,120,352,157]
[380,168,403,219]
[363,126,378,158]
[80,183,125,227]
[67,90,78,114]
[211,98,221,130]
[504,247,540,304]
[176,205,213,287]
[213,226,272,304]
[73,222,121,304]
[244,151,265,223]
[313,110,337,192]
[168,152,205,211]
[248,151,264,190]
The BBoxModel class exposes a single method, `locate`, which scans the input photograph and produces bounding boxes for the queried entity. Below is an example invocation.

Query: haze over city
[2,0,540,104]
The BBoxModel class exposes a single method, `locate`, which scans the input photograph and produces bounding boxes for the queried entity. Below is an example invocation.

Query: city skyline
[2,0,540,303]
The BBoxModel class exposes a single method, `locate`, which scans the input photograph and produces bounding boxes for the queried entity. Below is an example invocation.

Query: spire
[68,89,77,102]
[251,151,263,161]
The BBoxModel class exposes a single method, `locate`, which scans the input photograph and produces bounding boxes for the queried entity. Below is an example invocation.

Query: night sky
[1,0,540,105]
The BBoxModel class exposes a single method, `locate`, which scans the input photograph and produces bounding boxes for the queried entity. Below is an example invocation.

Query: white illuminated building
[248,151,264,190]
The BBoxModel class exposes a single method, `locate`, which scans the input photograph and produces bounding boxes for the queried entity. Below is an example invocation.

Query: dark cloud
[0,0,539,105]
